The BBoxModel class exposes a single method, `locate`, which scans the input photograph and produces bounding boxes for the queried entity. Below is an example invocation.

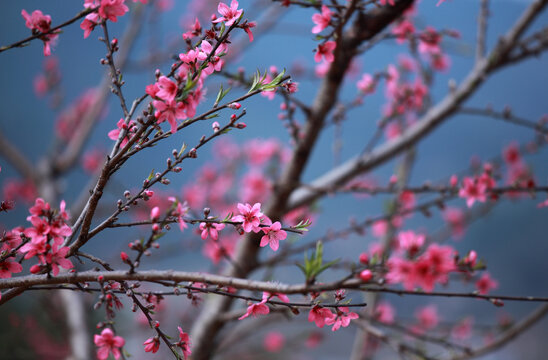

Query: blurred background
[0,0,547,359]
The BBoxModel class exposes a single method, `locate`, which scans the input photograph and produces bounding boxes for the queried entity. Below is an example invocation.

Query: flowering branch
[287,0,548,211]
[0,7,96,54]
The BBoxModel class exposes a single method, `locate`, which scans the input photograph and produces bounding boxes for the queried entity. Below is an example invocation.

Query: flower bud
[359,269,373,282]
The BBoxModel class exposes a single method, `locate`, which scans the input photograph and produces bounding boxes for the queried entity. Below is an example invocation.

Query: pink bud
[450,175,458,187]
[145,190,154,198]
[236,122,247,129]
[466,250,477,266]
[359,253,369,265]
[30,264,41,274]
[389,175,398,185]
[359,269,373,282]
[151,206,160,220]
[228,102,241,109]
[120,252,129,261]
[152,223,160,232]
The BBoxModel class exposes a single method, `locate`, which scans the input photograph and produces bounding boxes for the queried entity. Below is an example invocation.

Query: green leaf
[153,232,166,241]
[222,212,233,222]
[205,113,219,120]
[178,143,187,158]
[147,169,155,182]
[296,241,338,283]
[219,22,226,37]
[214,84,231,107]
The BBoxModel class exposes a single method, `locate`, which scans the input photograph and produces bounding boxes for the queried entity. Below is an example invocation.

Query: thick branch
[287,0,548,210]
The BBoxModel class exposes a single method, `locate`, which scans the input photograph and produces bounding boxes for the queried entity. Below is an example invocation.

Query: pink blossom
[387,244,455,292]
[29,198,51,217]
[143,337,160,353]
[19,238,47,262]
[176,327,192,360]
[262,291,290,303]
[398,190,416,211]
[199,220,225,241]
[459,177,487,208]
[34,74,48,97]
[169,197,189,232]
[430,52,451,71]
[264,331,285,352]
[375,301,395,324]
[423,243,456,275]
[21,10,52,33]
[452,317,474,340]
[82,148,104,174]
[203,235,236,264]
[108,118,135,148]
[94,328,125,360]
[81,12,100,38]
[242,21,257,42]
[238,302,270,320]
[183,18,202,40]
[418,27,442,55]
[308,305,336,328]
[325,307,359,331]
[0,259,23,279]
[311,5,332,34]
[260,221,287,251]
[245,138,280,166]
[1,229,22,253]
[21,9,58,56]
[476,272,498,295]
[98,0,129,22]
[213,0,243,27]
[415,305,439,331]
[153,99,187,133]
[156,76,178,102]
[314,41,336,63]
[305,332,323,348]
[392,19,415,44]
[503,142,521,165]
[315,60,330,77]
[385,121,401,140]
[232,202,264,233]
[372,220,388,238]
[46,246,73,276]
[397,230,425,257]
[357,73,376,94]
[443,207,465,239]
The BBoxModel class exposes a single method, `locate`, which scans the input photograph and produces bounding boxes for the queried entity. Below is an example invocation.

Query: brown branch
[286,0,548,211]
[0,130,37,181]
[190,2,417,357]
[449,303,548,360]
[476,0,490,63]
[459,106,548,135]
[3,271,547,304]
[0,7,96,54]
[53,4,144,173]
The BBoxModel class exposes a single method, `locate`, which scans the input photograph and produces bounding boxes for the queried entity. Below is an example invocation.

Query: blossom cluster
[1,198,73,280]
